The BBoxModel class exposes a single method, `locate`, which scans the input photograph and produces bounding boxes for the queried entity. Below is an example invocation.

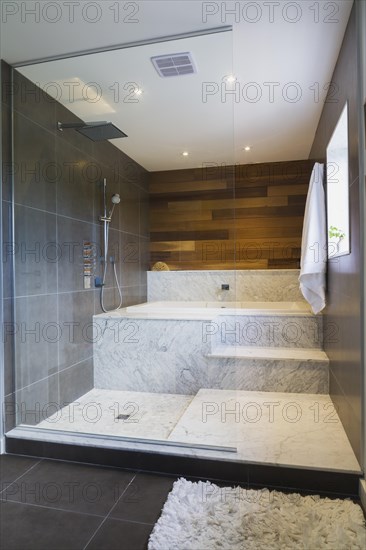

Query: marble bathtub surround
[148,270,303,302]
[127,301,311,315]
[94,316,212,395]
[207,314,323,349]
[94,309,328,395]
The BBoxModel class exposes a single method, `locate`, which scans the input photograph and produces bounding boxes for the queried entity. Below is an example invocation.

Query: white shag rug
[148,478,366,550]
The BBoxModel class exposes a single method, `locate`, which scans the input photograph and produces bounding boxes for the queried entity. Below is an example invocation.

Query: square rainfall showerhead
[151,52,197,78]
[77,122,127,141]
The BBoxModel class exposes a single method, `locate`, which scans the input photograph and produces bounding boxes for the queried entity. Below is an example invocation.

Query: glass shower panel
[11,30,237,454]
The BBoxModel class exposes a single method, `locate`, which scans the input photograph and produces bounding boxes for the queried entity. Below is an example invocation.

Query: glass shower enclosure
[5,29,238,459]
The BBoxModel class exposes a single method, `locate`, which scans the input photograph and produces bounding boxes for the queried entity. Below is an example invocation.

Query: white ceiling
[0,0,354,171]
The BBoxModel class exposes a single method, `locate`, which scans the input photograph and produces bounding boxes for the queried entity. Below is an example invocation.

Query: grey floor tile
[0,455,40,487]
[110,473,175,524]
[85,518,152,550]
[0,500,102,550]
[3,459,135,516]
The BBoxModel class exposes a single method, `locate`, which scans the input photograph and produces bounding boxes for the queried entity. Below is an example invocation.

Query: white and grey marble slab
[207,314,323,349]
[207,357,329,394]
[167,389,361,472]
[93,312,326,395]
[148,270,303,302]
[36,388,193,441]
[94,317,211,395]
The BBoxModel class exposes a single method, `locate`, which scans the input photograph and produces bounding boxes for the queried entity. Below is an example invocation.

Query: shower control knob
[94,277,105,288]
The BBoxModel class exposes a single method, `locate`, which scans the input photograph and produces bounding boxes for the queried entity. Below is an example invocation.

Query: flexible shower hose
[100,219,123,313]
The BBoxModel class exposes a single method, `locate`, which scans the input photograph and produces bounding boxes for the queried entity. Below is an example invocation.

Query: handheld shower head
[99,179,121,223]
[106,194,121,221]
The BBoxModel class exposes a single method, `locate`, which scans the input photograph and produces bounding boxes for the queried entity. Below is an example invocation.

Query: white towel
[299,163,327,314]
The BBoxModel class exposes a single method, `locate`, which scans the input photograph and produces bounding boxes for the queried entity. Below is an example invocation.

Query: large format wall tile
[55,102,95,157]
[16,375,59,426]
[57,216,99,293]
[59,358,93,406]
[14,205,57,297]
[56,142,97,223]
[13,112,56,212]
[58,291,95,370]
[13,70,56,132]
[14,295,58,389]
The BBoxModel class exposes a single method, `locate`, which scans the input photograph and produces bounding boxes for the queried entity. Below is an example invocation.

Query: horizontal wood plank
[150,179,228,195]
[166,196,288,211]
[148,160,312,270]
[150,241,196,252]
[151,217,305,232]
[212,204,305,220]
[268,184,309,196]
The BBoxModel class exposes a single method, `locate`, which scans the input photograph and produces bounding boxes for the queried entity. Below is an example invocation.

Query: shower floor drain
[117,414,131,421]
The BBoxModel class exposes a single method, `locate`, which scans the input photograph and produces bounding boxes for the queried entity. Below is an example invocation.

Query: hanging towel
[299,163,327,314]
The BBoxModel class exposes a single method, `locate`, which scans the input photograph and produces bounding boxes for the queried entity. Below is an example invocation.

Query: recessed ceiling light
[182,151,189,156]
[224,75,236,83]
[244,146,251,151]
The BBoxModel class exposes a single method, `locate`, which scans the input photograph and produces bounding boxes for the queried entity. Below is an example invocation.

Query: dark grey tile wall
[309,6,363,462]
[1,62,149,429]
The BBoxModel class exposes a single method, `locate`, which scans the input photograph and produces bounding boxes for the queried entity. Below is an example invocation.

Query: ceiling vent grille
[151,52,197,78]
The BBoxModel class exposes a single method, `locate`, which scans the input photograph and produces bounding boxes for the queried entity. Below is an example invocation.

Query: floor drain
[117,414,131,420]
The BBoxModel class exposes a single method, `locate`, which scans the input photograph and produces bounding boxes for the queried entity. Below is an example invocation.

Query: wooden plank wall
[149,159,315,270]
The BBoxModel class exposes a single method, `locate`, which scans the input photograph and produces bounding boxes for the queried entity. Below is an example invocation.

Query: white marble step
[206,346,329,393]
[208,346,329,363]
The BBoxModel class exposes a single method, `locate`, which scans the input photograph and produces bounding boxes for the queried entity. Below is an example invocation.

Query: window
[326,103,350,258]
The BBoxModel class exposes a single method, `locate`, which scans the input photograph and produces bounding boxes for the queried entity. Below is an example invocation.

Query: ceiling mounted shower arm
[57,121,128,141]
[58,121,108,131]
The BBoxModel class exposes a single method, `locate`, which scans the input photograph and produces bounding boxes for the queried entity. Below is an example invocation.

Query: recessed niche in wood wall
[149,159,314,270]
